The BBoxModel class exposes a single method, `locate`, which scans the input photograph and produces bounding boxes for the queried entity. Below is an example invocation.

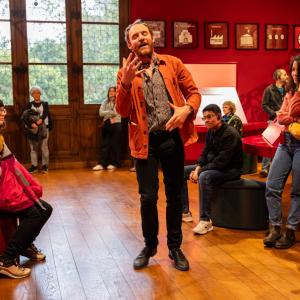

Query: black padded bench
[211,178,268,230]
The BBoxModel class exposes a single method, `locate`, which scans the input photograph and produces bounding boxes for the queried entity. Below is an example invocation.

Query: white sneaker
[193,220,213,235]
[107,165,116,170]
[92,164,103,171]
[182,211,193,222]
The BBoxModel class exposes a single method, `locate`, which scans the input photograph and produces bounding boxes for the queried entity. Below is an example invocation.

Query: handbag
[262,120,284,146]
[288,122,300,140]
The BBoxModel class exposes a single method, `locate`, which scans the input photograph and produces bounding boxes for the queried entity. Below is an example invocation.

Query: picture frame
[173,21,198,48]
[144,20,166,48]
[265,24,288,50]
[235,23,258,50]
[293,25,300,50]
[204,22,229,49]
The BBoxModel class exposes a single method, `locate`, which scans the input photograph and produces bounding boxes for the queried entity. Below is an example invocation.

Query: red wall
[130,0,300,122]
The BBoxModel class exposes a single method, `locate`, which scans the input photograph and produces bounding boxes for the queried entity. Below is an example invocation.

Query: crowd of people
[0,18,300,279]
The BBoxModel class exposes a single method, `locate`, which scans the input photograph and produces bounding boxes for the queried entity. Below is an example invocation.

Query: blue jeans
[262,157,271,171]
[266,133,300,230]
[182,165,241,221]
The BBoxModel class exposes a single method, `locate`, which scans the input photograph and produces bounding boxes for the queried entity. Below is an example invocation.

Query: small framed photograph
[235,23,258,50]
[293,25,300,50]
[173,21,198,48]
[204,22,229,49]
[144,20,166,48]
[265,24,288,50]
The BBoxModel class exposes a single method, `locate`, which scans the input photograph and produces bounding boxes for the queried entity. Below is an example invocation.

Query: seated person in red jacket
[182,104,243,233]
[0,99,52,279]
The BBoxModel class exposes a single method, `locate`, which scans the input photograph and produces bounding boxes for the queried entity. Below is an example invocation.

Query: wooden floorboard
[0,166,299,300]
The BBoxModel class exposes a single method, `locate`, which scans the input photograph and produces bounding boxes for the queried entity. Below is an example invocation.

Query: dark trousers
[199,169,241,221]
[0,199,52,260]
[100,122,122,167]
[135,130,184,250]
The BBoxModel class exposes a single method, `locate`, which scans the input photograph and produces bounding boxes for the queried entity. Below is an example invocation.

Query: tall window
[26,0,68,105]
[82,0,119,104]
[0,0,12,105]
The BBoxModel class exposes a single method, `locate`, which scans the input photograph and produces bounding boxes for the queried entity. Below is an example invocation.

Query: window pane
[0,65,13,105]
[82,0,119,23]
[27,23,66,63]
[0,0,9,19]
[0,21,11,62]
[82,24,119,63]
[29,65,68,105]
[83,65,118,104]
[26,0,65,21]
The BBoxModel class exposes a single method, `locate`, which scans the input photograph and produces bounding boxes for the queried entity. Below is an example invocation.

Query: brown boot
[275,228,296,249]
[263,225,281,247]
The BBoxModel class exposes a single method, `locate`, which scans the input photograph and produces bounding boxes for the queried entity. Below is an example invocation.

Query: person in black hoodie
[25,86,52,174]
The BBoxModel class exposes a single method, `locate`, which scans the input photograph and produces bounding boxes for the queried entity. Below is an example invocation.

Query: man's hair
[223,100,236,113]
[273,69,283,81]
[203,104,222,119]
[124,19,153,43]
[0,99,3,107]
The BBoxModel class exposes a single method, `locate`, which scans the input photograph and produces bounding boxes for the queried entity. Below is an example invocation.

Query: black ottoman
[211,179,268,230]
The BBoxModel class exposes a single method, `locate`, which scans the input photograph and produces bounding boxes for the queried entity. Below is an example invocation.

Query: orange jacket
[116,54,201,159]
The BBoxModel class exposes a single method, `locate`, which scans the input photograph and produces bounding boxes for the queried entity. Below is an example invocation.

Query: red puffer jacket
[0,155,43,212]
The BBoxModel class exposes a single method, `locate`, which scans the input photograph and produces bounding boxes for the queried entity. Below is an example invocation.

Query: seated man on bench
[182,104,243,234]
[0,99,52,279]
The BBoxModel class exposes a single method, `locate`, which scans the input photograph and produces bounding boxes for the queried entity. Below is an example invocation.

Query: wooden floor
[0,166,299,300]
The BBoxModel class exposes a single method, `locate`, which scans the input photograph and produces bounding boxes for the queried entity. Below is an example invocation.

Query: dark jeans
[199,169,241,221]
[135,130,184,250]
[181,165,196,214]
[100,122,122,167]
[0,199,52,260]
[182,165,241,221]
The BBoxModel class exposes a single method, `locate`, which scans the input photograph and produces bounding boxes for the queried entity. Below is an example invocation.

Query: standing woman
[264,55,300,249]
[93,86,122,170]
[26,86,52,173]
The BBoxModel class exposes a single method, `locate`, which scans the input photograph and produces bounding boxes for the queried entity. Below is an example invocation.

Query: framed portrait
[265,24,288,50]
[235,23,258,50]
[144,20,166,48]
[293,25,300,50]
[204,22,229,49]
[173,21,198,48]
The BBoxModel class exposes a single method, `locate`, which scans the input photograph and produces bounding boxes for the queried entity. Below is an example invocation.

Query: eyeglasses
[0,107,6,114]
[201,114,217,121]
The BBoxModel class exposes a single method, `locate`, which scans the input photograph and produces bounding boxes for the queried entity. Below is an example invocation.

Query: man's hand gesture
[121,53,145,88]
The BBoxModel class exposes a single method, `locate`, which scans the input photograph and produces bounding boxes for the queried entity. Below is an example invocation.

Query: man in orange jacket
[116,19,201,271]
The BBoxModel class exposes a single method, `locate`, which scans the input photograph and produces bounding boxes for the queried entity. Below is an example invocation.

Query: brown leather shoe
[275,228,296,249]
[263,225,281,247]
[133,246,157,270]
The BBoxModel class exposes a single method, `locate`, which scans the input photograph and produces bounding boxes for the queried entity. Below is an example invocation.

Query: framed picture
[173,21,198,48]
[144,20,166,48]
[265,24,288,50]
[204,22,229,49]
[293,25,300,50]
[235,23,258,50]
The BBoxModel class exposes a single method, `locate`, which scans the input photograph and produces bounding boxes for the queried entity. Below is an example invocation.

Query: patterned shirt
[142,57,173,132]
